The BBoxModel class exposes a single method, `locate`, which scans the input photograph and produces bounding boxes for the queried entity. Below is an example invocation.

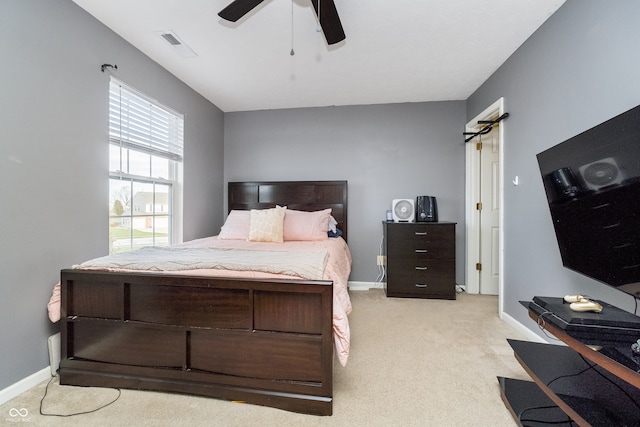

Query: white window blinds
[109,78,184,161]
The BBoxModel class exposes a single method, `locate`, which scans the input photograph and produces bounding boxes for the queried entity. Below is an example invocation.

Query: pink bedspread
[47,236,352,366]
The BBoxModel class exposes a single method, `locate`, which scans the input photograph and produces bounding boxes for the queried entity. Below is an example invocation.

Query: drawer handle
[415,284,428,288]
[415,249,428,253]
[613,243,632,249]
[592,203,611,210]
[415,266,428,270]
[602,222,621,229]
[415,232,428,236]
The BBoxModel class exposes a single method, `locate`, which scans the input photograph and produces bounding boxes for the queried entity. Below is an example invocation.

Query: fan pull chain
[316,0,322,32]
[290,0,295,55]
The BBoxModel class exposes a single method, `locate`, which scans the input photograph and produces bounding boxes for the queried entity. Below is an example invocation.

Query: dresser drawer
[386,274,454,297]
[386,223,455,243]
[387,259,455,277]
[387,241,455,260]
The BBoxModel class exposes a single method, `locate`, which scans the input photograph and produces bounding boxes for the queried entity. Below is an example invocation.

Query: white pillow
[328,215,338,233]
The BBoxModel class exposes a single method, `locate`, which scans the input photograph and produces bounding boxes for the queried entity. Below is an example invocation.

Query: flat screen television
[537,104,640,298]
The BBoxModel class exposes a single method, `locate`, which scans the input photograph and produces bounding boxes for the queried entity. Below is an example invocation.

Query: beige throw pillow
[248,206,286,243]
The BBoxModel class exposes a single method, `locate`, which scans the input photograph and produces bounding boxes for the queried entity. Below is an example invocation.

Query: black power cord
[39,375,121,418]
[575,353,640,413]
[518,404,576,426]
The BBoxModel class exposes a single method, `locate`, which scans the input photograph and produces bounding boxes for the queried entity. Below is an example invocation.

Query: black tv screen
[537,105,640,297]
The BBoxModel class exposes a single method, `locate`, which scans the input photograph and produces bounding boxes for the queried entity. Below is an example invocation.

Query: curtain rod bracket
[101,63,118,73]
[463,112,509,142]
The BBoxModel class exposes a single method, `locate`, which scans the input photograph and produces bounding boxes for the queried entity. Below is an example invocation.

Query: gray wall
[0,0,224,390]
[467,0,640,335]
[224,102,467,283]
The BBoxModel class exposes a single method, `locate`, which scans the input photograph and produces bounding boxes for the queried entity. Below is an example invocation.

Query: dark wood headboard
[228,180,348,241]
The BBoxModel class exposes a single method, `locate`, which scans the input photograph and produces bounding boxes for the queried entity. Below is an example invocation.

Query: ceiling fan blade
[218,0,266,22]
[311,0,345,45]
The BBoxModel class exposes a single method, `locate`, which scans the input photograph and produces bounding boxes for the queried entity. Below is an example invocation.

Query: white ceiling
[72,0,566,112]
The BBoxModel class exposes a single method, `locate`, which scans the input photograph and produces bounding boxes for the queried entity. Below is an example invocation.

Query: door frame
[464,98,505,316]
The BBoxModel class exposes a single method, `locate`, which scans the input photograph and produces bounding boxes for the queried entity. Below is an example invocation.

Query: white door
[478,124,500,295]
[465,98,504,312]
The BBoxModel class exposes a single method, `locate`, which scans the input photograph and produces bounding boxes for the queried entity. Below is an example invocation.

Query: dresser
[383,221,456,299]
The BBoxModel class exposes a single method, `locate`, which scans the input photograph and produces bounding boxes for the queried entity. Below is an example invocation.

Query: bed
[54,180,350,416]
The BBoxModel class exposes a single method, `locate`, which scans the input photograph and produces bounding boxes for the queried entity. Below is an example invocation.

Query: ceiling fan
[218,0,345,45]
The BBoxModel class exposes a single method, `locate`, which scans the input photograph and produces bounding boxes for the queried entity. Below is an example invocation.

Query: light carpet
[0,289,530,426]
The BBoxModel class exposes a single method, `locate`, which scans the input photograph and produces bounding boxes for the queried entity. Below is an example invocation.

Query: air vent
[157,30,197,58]
[161,32,181,46]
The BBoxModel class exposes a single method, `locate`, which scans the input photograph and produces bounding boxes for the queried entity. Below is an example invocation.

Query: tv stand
[499,297,640,426]
[528,296,640,347]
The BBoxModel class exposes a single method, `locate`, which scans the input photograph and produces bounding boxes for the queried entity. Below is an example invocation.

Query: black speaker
[551,167,582,199]
[416,196,437,222]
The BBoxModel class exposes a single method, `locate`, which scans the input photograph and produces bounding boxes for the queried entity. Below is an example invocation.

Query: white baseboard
[501,310,549,344]
[0,367,51,406]
[348,281,383,291]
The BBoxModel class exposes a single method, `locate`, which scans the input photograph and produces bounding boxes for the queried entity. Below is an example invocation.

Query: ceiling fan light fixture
[219,0,344,46]
[157,30,197,58]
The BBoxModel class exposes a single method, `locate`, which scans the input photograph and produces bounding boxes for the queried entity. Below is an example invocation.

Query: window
[108,78,184,253]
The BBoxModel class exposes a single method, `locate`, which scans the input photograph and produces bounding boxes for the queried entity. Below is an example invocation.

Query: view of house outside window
[108,78,183,254]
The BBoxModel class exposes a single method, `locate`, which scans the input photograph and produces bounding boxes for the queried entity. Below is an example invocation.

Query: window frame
[108,78,183,253]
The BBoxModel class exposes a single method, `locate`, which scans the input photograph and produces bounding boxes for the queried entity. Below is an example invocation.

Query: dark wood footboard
[59,269,334,415]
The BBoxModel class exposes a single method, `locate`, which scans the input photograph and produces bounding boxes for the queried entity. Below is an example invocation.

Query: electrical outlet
[376,255,386,266]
